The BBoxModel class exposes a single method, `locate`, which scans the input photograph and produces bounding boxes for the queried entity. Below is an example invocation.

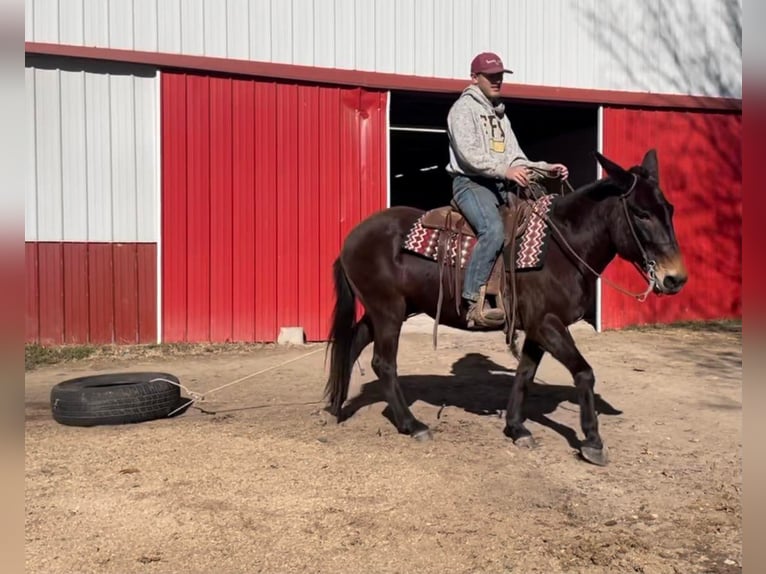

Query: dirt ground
[25,318,742,574]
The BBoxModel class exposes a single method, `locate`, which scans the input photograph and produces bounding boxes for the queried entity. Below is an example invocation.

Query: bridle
[616,174,659,300]
[525,170,658,302]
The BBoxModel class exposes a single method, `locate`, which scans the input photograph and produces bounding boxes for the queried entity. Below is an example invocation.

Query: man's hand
[505,165,531,187]
[550,163,569,180]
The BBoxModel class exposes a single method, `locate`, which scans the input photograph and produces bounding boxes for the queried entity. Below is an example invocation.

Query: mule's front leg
[536,314,608,466]
[505,339,544,448]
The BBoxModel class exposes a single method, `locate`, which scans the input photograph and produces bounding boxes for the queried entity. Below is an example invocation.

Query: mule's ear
[594,151,634,189]
[641,148,659,182]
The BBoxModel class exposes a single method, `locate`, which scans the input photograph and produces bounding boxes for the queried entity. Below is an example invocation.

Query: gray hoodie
[446,85,552,179]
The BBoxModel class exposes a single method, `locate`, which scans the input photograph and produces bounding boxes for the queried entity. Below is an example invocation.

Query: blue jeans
[452,175,507,302]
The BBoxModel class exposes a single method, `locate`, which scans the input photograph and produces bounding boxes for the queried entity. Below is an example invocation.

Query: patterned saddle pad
[402,195,556,271]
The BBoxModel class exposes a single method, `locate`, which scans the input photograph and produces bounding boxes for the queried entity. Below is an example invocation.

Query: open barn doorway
[388,90,600,325]
[388,90,600,208]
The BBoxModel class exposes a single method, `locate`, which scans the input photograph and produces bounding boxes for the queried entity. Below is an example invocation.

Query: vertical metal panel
[317,87,342,339]
[432,0,454,77]
[249,0,272,62]
[470,0,491,53]
[314,0,335,68]
[26,243,40,342]
[414,0,434,76]
[157,0,182,53]
[109,0,134,50]
[271,0,293,63]
[83,0,108,46]
[204,0,227,58]
[231,80,256,341]
[276,83,300,328]
[59,0,84,45]
[63,243,89,344]
[297,85,321,339]
[185,74,211,342]
[209,78,234,341]
[161,73,388,342]
[111,75,139,241]
[133,0,159,52]
[134,74,158,242]
[334,0,355,69]
[354,0,376,71]
[226,0,250,59]
[25,0,33,41]
[113,244,139,343]
[37,243,64,344]
[293,0,315,66]
[137,243,158,343]
[180,0,205,56]
[84,71,113,241]
[34,68,63,240]
[374,0,396,73]
[87,243,114,342]
[26,67,38,241]
[601,108,742,328]
[60,70,88,241]
[252,81,278,341]
[161,72,188,342]
[32,0,58,42]
[394,0,415,75]
[451,1,473,77]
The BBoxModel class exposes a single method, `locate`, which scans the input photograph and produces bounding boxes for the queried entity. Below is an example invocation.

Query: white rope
[150,346,326,417]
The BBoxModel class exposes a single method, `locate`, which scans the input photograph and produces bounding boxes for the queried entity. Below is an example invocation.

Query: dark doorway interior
[389,91,599,210]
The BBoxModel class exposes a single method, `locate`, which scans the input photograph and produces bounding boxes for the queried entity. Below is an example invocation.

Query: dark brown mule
[324,150,687,465]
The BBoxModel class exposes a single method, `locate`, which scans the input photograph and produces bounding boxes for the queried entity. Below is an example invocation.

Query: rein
[524,170,658,302]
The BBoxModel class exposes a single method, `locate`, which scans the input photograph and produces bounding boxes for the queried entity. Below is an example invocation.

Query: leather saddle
[419,200,532,331]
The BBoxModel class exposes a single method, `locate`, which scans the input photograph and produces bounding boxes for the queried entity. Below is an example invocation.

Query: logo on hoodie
[480,115,506,153]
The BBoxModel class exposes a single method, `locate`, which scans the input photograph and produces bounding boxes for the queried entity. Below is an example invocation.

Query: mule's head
[595,149,688,295]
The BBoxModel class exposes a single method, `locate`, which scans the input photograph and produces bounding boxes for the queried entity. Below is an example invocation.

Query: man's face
[472,72,504,99]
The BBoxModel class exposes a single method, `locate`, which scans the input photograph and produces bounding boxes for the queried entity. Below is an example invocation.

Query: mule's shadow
[341,353,622,449]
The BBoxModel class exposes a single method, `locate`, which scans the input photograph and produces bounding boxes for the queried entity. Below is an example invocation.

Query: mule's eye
[632,209,652,221]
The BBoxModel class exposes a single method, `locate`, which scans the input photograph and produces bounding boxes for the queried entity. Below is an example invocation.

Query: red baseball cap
[470,52,513,75]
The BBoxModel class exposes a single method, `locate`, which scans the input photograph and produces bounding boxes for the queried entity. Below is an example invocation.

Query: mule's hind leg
[534,314,607,466]
[369,314,431,441]
[504,338,544,448]
[329,314,374,419]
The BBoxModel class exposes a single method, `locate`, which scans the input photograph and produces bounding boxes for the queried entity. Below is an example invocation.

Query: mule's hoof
[581,444,609,466]
[514,435,537,449]
[412,428,433,442]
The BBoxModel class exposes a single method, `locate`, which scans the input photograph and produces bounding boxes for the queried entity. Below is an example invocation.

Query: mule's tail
[324,258,357,418]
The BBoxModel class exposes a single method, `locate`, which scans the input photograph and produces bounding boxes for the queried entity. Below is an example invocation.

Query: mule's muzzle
[653,254,688,294]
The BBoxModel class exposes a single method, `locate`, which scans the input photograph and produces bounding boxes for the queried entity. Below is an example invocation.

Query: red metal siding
[25,242,157,344]
[601,108,742,329]
[161,73,388,342]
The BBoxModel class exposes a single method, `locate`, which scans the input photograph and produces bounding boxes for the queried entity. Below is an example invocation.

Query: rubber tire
[50,372,183,427]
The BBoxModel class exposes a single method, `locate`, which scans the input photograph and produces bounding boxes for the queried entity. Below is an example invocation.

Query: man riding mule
[324,145,687,466]
[447,52,569,329]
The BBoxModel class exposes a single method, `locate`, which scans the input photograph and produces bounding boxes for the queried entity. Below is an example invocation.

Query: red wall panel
[601,108,742,329]
[231,80,257,342]
[25,242,157,344]
[26,243,39,343]
[62,243,89,344]
[161,73,388,342]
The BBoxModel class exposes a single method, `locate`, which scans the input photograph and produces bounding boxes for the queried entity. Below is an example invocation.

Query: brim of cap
[478,66,514,74]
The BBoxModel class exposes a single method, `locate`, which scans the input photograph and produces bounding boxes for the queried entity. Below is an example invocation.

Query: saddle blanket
[402,195,556,271]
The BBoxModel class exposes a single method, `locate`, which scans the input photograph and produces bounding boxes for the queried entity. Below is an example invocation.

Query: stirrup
[466,286,505,329]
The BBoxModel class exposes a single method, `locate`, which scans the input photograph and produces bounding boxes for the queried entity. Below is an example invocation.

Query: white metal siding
[26,57,158,242]
[27,0,742,99]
